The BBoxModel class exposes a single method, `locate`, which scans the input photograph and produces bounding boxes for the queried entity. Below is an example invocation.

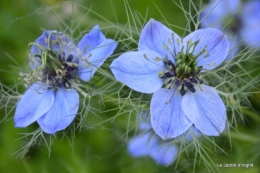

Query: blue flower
[14,25,117,134]
[128,122,178,166]
[200,0,260,54]
[111,19,228,140]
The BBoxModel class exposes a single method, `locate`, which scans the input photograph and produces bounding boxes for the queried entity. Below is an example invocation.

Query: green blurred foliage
[0,0,259,173]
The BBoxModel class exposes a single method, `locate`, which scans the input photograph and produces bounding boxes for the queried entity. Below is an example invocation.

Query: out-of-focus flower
[200,0,260,56]
[128,121,201,166]
[128,122,178,166]
[14,26,117,134]
[111,19,228,140]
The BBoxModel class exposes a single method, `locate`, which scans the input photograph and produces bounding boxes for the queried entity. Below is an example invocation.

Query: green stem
[223,131,259,143]
[242,108,260,123]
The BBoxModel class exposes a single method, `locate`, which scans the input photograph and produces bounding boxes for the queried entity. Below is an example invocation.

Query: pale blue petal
[226,38,240,60]
[182,84,226,136]
[240,1,260,48]
[138,18,181,64]
[183,126,202,142]
[31,33,47,55]
[30,33,47,70]
[77,25,106,55]
[43,30,77,56]
[110,50,165,93]
[139,122,152,131]
[14,83,54,127]
[46,31,78,61]
[151,88,192,140]
[30,30,78,69]
[128,133,158,157]
[183,28,229,70]
[78,39,117,82]
[149,143,178,166]
[200,0,241,28]
[37,88,79,134]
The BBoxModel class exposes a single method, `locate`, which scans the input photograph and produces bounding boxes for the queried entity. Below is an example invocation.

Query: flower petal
[30,33,47,70]
[226,38,240,60]
[182,84,226,136]
[110,50,165,93]
[77,25,106,55]
[151,88,192,140]
[181,126,202,142]
[139,121,152,131]
[78,39,117,82]
[31,34,47,55]
[149,143,178,166]
[30,30,78,69]
[183,28,229,70]
[138,18,181,64]
[200,0,241,28]
[37,88,79,134]
[14,83,54,127]
[47,31,78,60]
[240,1,260,48]
[127,133,157,157]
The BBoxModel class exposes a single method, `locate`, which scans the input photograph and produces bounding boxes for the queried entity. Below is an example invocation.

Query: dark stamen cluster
[159,58,203,96]
[157,38,208,96]
[41,50,78,89]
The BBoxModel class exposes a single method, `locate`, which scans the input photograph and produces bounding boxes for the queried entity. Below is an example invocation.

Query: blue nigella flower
[14,25,117,134]
[111,19,228,140]
[128,122,178,166]
[200,0,260,54]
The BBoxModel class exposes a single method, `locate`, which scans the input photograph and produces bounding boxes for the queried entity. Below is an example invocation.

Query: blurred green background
[0,0,259,172]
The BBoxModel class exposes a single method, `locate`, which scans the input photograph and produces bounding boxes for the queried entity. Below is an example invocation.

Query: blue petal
[30,31,78,69]
[37,88,79,134]
[77,25,106,55]
[149,143,178,166]
[110,50,165,93]
[183,28,229,70]
[240,1,260,48]
[128,133,158,157]
[30,33,47,70]
[138,18,181,64]
[78,39,117,82]
[226,38,240,60]
[31,33,47,55]
[200,0,241,28]
[139,121,152,131]
[151,88,192,140]
[181,126,202,142]
[46,31,78,61]
[182,84,226,136]
[14,83,54,127]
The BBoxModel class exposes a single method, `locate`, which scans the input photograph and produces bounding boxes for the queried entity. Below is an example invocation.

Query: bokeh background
[0,0,259,172]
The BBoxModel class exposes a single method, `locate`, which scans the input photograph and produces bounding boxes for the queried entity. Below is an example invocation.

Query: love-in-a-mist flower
[128,122,178,166]
[14,26,117,134]
[111,19,228,140]
[200,0,260,53]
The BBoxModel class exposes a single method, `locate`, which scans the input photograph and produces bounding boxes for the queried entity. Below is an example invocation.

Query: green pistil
[26,47,78,89]
[175,53,198,80]
[44,50,61,70]
[158,39,206,95]
[41,51,78,89]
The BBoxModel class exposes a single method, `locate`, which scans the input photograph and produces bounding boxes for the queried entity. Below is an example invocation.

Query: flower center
[40,50,78,89]
[158,39,206,96]
[20,31,80,90]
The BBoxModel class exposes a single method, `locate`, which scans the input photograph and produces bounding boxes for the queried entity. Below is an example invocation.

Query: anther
[179,84,186,96]
[163,43,169,50]
[67,54,73,62]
